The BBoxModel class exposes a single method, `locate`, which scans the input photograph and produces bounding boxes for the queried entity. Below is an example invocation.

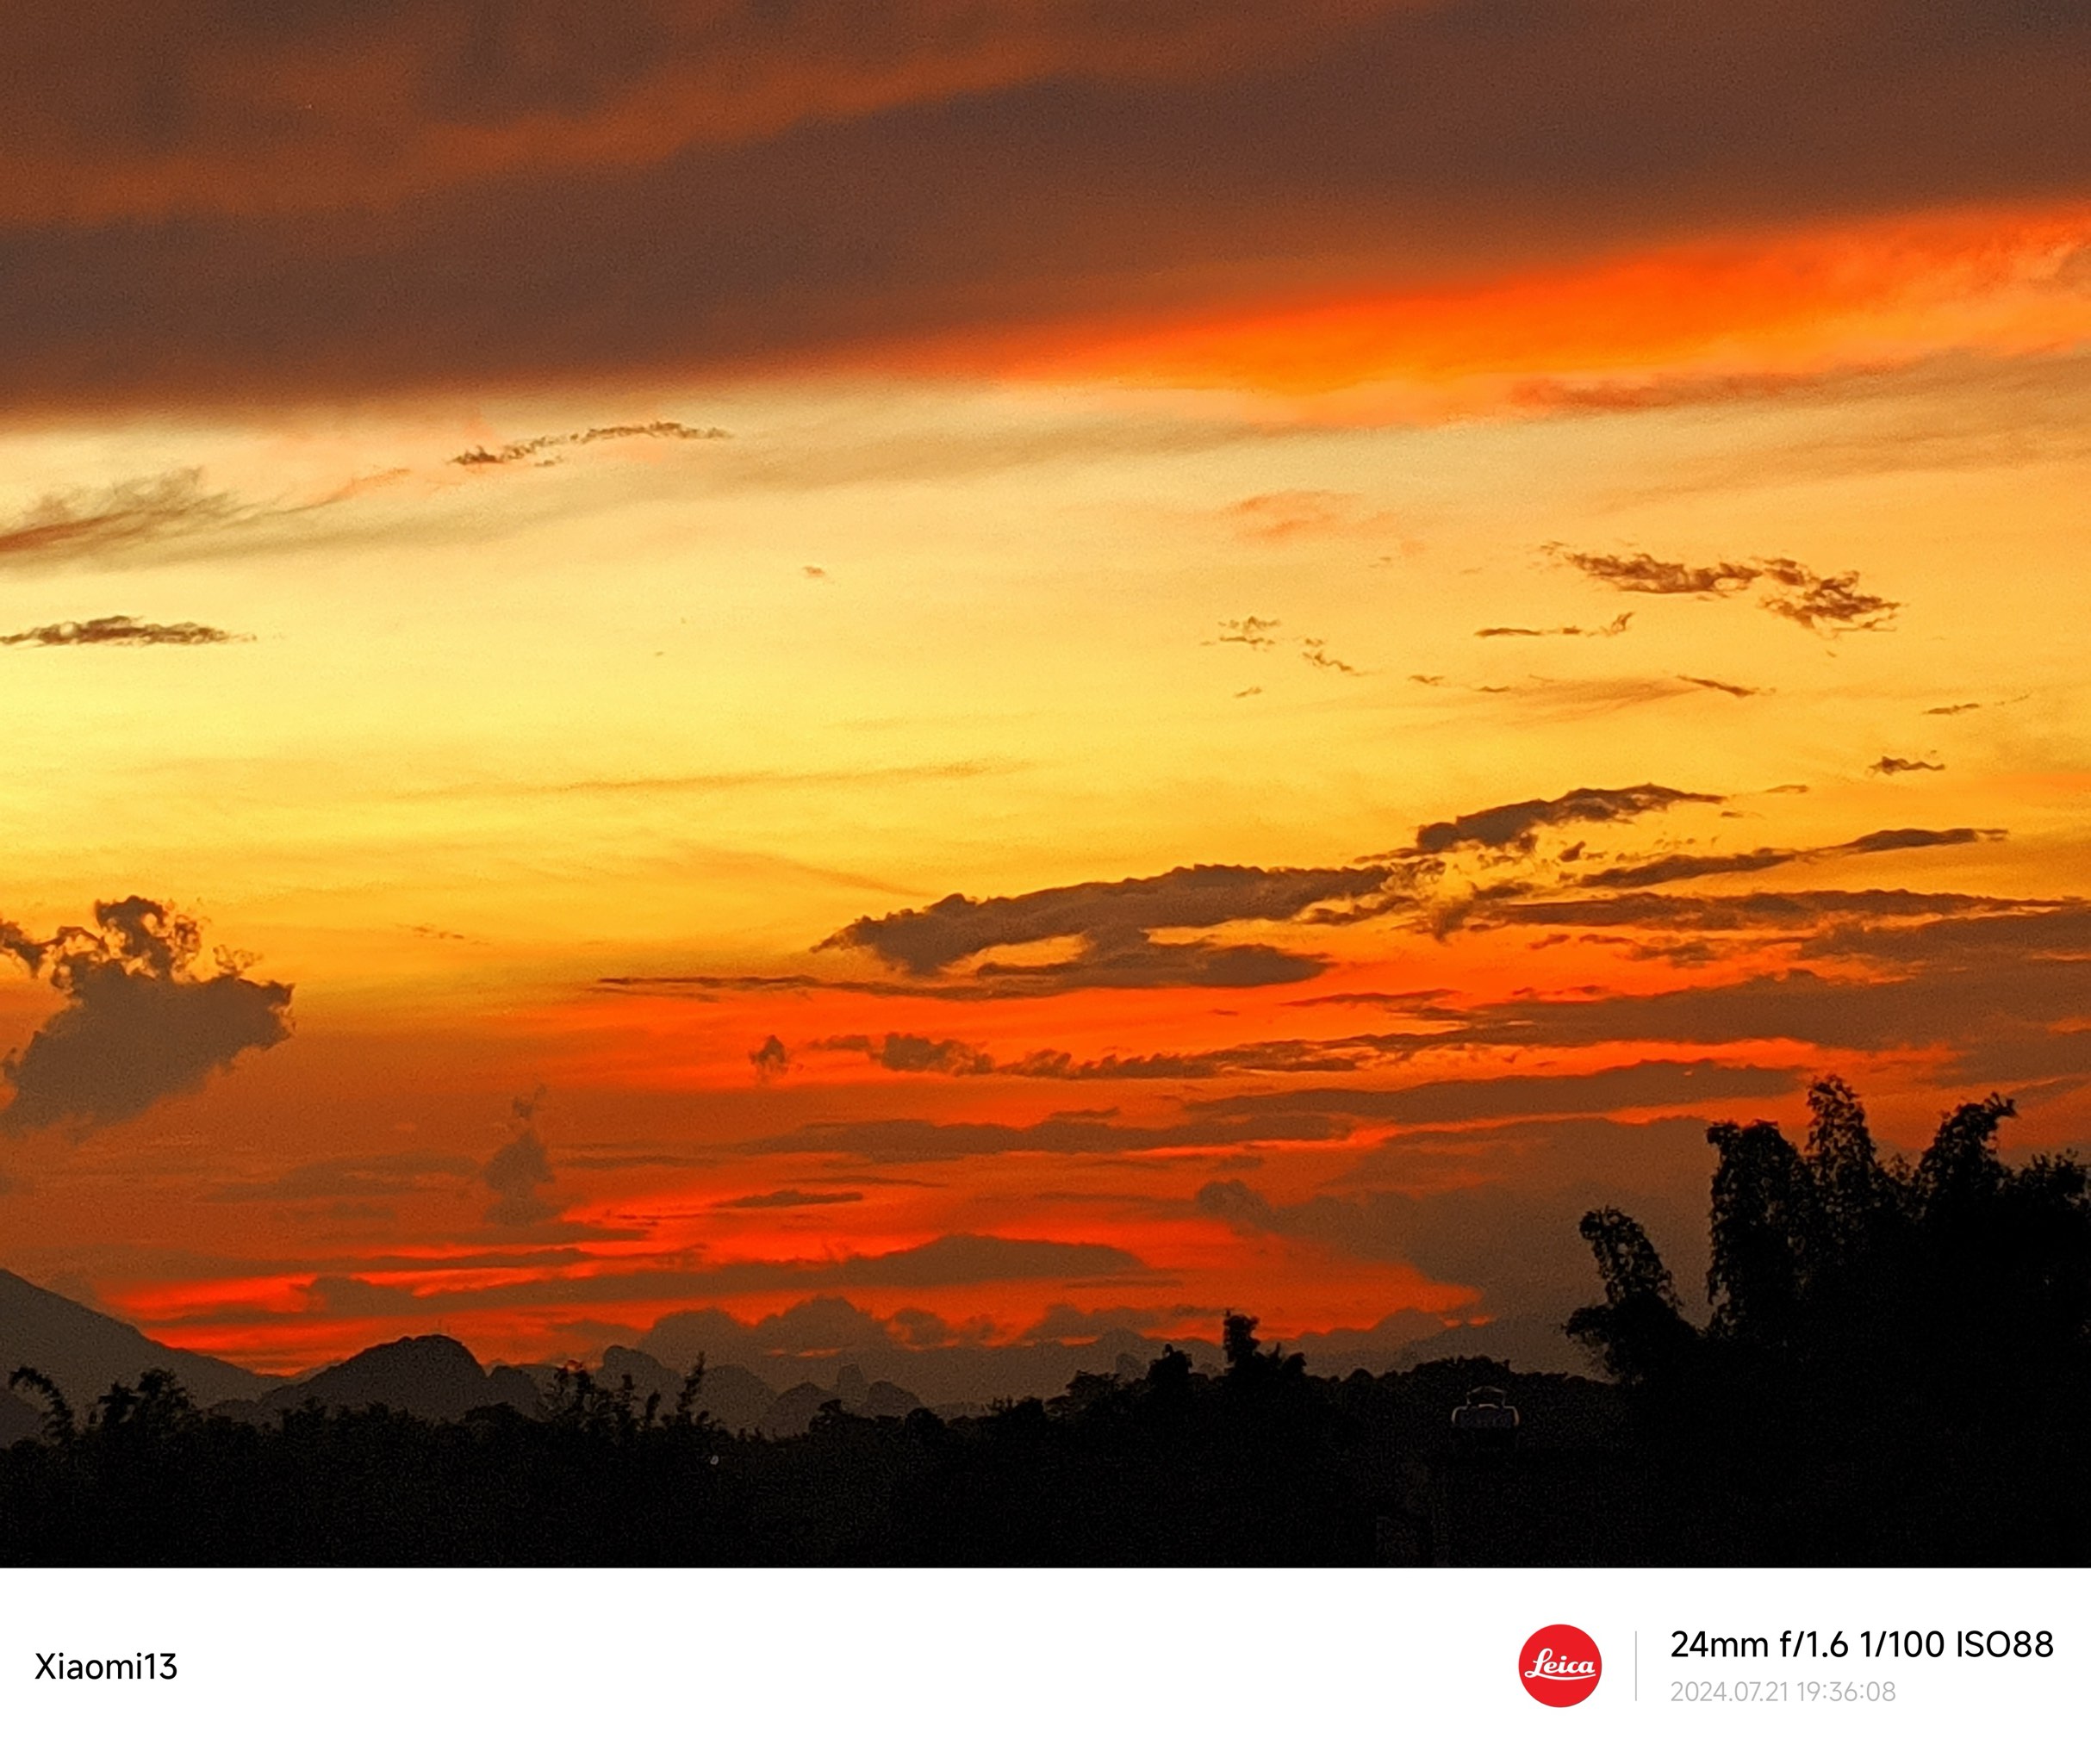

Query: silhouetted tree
[9,1366,75,1445]
[1564,1208,1696,1384]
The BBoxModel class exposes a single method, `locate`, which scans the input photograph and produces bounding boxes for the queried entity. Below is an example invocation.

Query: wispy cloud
[0,614,247,648]
[1577,823,1998,889]
[1870,755,1945,775]
[1758,559,1899,633]
[716,1188,864,1210]
[1475,613,1633,639]
[1299,637,1358,673]
[1214,615,1282,649]
[1546,544,1900,635]
[0,469,246,568]
[1542,545,1760,597]
[450,419,729,469]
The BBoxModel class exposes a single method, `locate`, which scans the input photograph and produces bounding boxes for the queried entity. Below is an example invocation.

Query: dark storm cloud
[0,897,293,1134]
[0,615,246,647]
[1409,783,1720,854]
[6,3,2091,407]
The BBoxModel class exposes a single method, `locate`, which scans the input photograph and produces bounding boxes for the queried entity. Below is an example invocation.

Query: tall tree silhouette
[1564,1208,1696,1384]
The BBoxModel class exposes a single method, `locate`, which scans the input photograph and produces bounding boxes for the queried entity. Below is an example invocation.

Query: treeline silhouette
[3,1081,2083,1565]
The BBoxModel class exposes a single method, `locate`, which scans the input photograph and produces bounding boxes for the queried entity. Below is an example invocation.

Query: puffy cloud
[0,897,292,1134]
[748,1034,792,1080]
[480,1091,558,1227]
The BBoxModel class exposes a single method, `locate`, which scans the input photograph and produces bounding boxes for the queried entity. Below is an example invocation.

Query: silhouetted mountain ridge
[0,1267,280,1410]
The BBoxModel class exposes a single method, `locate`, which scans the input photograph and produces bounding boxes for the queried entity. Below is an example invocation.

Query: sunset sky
[1,0,2087,1378]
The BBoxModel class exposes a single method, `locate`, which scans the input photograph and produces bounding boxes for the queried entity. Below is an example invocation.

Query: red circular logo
[1519,1624,1602,1706]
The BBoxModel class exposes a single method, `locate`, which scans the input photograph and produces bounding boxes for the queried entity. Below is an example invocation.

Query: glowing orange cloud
[934,205,2091,418]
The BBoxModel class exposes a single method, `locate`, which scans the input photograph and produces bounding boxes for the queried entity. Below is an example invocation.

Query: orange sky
[0,1,2086,1382]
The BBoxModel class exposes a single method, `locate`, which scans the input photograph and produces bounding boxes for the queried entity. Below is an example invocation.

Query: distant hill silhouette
[599,1347,776,1432]
[0,1268,280,1409]
[243,1335,544,1422]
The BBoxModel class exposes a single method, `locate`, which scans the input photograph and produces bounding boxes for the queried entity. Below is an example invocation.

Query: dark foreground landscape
[4,1082,2085,1566]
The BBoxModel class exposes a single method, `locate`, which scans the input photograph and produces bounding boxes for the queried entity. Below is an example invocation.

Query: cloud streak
[0,615,246,648]
[450,419,728,468]
[1578,824,1998,889]
[0,470,245,567]
[1476,613,1633,639]
[1409,783,1720,855]
[820,862,1397,978]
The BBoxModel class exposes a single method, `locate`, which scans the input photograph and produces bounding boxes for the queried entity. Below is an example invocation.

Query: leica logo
[1518,1625,1602,1706]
